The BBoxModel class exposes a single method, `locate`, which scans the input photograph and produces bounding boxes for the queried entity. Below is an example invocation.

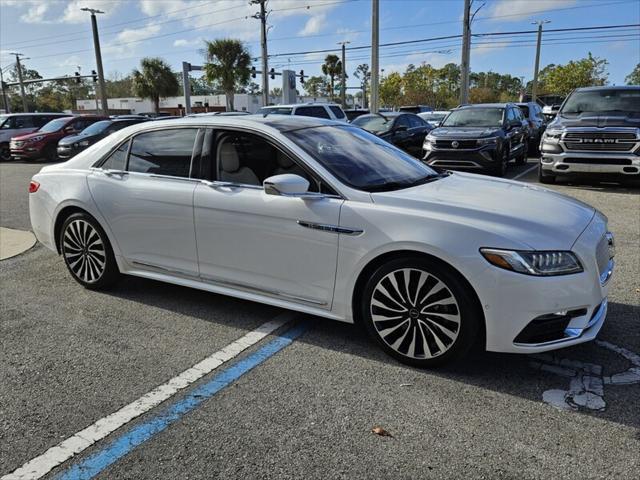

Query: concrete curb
[0,227,37,260]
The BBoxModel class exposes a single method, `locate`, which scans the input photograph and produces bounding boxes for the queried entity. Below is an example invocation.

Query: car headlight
[477,136,498,146]
[423,134,436,150]
[28,135,45,143]
[542,129,563,143]
[480,248,583,276]
[79,140,90,147]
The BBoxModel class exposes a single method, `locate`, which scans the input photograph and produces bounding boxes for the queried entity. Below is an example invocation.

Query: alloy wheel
[370,268,461,359]
[62,219,106,283]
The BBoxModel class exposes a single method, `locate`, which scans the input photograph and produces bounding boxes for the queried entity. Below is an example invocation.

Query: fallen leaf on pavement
[371,426,394,438]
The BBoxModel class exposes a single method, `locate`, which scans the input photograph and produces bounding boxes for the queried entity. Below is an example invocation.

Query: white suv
[257,103,347,122]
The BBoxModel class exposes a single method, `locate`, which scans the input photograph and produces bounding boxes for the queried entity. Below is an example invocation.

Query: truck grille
[563,131,638,152]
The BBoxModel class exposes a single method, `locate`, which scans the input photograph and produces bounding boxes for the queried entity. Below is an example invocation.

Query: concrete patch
[0,227,36,260]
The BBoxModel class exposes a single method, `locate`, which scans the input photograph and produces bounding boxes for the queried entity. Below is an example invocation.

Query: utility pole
[459,0,484,105]
[370,0,379,113]
[0,65,11,113]
[11,53,28,112]
[82,8,109,116]
[338,41,350,108]
[252,0,269,107]
[531,20,550,103]
[460,0,471,105]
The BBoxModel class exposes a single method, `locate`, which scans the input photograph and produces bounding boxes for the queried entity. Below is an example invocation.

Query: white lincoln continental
[28,116,615,367]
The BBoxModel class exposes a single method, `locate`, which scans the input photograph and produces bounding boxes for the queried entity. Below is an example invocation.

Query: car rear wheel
[60,213,120,290]
[538,162,556,184]
[0,143,10,161]
[360,257,481,368]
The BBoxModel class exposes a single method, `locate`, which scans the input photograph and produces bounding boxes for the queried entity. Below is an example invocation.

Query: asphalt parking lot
[1,158,639,479]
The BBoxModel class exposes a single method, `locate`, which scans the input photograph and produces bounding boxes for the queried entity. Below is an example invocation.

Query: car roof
[3,112,68,116]
[355,112,405,119]
[261,103,342,108]
[130,114,344,133]
[459,103,511,109]
[574,85,640,92]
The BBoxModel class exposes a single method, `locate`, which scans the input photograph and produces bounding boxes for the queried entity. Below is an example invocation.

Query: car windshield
[441,108,504,127]
[518,105,530,116]
[419,113,447,122]
[80,120,111,136]
[0,115,8,129]
[561,89,640,115]
[351,114,394,133]
[38,118,70,133]
[284,125,441,192]
[257,107,293,115]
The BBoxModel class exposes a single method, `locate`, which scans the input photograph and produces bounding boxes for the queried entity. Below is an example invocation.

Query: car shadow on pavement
[552,178,640,194]
[102,275,640,431]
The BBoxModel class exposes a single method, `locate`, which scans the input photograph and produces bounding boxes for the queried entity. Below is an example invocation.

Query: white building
[76,94,332,114]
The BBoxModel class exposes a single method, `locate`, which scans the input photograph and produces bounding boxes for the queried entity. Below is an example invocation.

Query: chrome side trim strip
[131,260,197,278]
[199,273,327,306]
[297,220,363,236]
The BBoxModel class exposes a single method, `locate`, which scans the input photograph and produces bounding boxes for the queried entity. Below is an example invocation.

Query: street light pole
[460,0,471,105]
[370,0,379,113]
[0,65,11,113]
[531,20,550,103]
[10,53,28,112]
[338,41,350,108]
[81,8,109,116]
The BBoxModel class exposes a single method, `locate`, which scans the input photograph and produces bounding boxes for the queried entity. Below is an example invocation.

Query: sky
[1,0,639,94]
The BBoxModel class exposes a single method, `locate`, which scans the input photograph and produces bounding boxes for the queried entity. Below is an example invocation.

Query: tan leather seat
[218,141,260,185]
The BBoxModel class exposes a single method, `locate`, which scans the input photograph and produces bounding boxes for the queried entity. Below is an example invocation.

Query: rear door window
[407,115,423,128]
[101,140,130,171]
[329,106,345,119]
[128,128,198,177]
[294,106,331,119]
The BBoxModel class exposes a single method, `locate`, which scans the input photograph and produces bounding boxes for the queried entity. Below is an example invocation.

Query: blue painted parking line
[54,322,308,480]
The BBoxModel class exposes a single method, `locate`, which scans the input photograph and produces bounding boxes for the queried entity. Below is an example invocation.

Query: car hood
[12,131,54,141]
[431,127,500,138]
[552,112,640,129]
[370,172,595,250]
[59,133,99,145]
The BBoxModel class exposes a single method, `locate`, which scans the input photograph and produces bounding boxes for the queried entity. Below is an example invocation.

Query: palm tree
[203,39,251,111]
[321,54,342,101]
[131,58,179,114]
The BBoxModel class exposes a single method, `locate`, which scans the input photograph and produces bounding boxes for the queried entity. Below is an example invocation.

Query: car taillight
[29,180,40,193]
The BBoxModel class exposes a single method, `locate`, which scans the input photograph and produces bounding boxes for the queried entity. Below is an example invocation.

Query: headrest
[219,141,240,172]
[276,151,294,168]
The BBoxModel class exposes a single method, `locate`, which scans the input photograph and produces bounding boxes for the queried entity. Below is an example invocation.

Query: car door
[389,115,413,153]
[405,115,430,157]
[193,128,343,308]
[87,127,201,276]
[505,108,522,158]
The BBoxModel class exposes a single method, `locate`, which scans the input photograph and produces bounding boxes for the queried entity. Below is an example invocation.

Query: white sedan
[28,115,615,367]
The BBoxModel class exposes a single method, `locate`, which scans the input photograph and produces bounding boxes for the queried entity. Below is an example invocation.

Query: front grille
[595,234,610,277]
[563,158,632,165]
[434,139,478,149]
[564,132,636,140]
[564,142,633,152]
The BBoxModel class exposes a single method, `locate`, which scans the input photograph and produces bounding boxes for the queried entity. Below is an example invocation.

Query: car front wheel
[361,257,481,368]
[0,143,10,161]
[60,212,120,290]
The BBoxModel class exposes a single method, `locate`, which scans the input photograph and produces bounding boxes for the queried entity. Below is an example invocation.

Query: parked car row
[1,113,149,161]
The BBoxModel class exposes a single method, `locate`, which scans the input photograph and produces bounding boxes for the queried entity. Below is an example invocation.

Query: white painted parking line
[2,312,296,480]
[510,164,538,180]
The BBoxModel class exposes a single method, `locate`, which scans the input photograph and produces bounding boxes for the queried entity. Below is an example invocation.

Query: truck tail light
[29,180,40,193]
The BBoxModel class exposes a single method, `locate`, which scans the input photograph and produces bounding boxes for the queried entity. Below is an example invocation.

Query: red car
[10,115,107,161]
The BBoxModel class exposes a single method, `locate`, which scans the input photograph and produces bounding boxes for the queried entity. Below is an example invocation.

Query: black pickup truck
[538,86,640,184]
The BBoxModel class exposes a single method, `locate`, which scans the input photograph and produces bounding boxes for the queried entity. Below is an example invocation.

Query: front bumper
[10,144,43,159]
[471,214,613,354]
[57,145,81,159]
[540,151,640,176]
[423,144,500,170]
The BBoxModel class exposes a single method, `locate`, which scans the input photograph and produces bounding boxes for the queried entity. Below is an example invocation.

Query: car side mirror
[394,125,408,133]
[264,174,321,200]
[64,126,74,133]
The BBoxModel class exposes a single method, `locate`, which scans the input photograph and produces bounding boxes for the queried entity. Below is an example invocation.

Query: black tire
[60,212,120,290]
[515,140,528,165]
[0,143,11,162]
[538,162,556,184]
[360,257,482,368]
[490,147,508,177]
[43,144,57,162]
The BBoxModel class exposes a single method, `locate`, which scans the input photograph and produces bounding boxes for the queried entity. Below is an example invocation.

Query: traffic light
[91,70,98,83]
[269,68,275,80]
[251,66,256,79]
[74,72,81,84]
[299,70,305,84]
